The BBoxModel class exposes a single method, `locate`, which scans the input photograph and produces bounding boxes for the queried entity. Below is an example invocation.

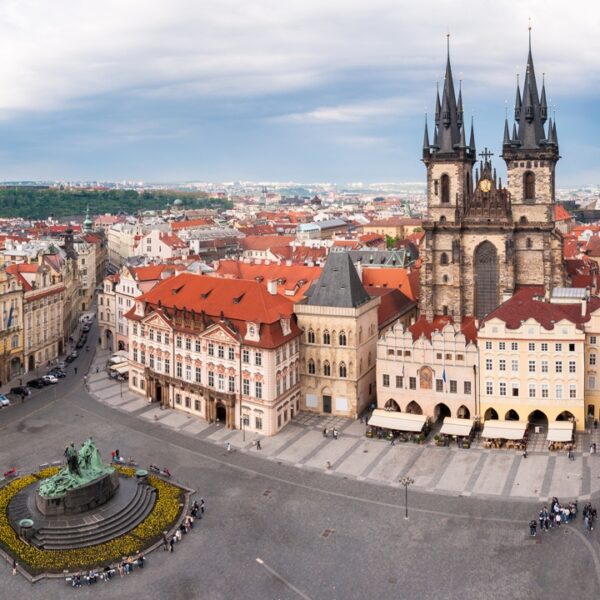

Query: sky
[0,0,598,185]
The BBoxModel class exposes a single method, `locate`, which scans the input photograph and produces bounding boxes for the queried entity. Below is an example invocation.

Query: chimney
[267,280,278,295]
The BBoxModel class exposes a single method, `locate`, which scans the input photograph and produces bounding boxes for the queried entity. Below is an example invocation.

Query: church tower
[419,32,564,322]
[420,39,477,319]
[502,30,564,292]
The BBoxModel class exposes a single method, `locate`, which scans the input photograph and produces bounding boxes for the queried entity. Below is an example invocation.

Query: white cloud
[0,0,597,117]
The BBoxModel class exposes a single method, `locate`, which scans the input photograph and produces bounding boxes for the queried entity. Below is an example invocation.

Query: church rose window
[474,241,499,319]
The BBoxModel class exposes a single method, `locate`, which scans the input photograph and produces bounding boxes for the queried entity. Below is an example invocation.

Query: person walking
[256,440,262,450]
[74,367,78,375]
[200,498,205,514]
[12,559,17,576]
[226,442,232,453]
[163,533,169,551]
[529,520,537,537]
[169,537,175,552]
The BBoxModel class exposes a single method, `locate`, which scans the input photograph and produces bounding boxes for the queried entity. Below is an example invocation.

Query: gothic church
[419,35,564,320]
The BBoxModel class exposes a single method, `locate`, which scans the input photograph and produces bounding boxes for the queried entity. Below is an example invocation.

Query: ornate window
[440,252,449,265]
[474,241,499,319]
[307,329,315,343]
[524,171,535,200]
[308,359,316,374]
[339,362,347,378]
[338,331,347,346]
[323,330,331,345]
[441,174,450,203]
[323,361,331,376]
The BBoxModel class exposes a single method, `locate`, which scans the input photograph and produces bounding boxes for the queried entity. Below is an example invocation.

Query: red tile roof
[409,315,478,344]
[554,204,572,221]
[131,264,184,282]
[159,233,187,249]
[367,287,416,329]
[213,260,321,301]
[126,273,300,348]
[240,235,295,251]
[362,267,420,302]
[171,218,215,231]
[366,217,423,228]
[482,287,600,331]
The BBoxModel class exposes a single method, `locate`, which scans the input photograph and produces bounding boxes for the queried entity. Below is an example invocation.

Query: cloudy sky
[0,0,598,184]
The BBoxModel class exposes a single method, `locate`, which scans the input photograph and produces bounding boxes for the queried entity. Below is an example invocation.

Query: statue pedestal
[36,470,120,516]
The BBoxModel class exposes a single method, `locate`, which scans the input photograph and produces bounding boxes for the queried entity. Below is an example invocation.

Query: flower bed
[0,468,185,575]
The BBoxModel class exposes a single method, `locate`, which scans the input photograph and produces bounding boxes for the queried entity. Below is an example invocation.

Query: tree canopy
[0,187,232,219]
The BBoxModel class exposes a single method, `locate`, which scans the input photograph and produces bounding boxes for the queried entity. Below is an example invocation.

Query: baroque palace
[377,34,600,432]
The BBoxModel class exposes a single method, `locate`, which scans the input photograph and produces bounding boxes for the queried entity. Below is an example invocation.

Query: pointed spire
[469,116,476,153]
[432,125,439,149]
[514,73,522,122]
[435,82,441,125]
[547,117,554,144]
[436,33,461,153]
[503,117,511,145]
[459,123,466,148]
[423,114,430,151]
[540,73,548,123]
[552,119,558,146]
[512,123,519,144]
[457,80,464,128]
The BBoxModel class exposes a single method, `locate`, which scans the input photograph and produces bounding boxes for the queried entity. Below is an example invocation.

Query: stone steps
[32,484,156,550]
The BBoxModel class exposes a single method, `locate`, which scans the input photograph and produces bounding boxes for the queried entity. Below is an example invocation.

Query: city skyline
[0,1,598,184]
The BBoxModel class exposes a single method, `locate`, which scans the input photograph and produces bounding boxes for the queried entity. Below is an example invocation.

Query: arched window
[308,359,315,374]
[439,215,447,224]
[524,171,535,200]
[526,238,533,249]
[339,362,347,378]
[323,361,331,376]
[338,331,347,346]
[323,330,331,345]
[443,274,449,283]
[441,174,450,203]
[440,252,449,265]
[519,216,528,224]
[307,329,315,343]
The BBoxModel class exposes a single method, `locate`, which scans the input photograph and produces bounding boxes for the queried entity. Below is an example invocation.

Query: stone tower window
[526,238,533,249]
[474,241,499,319]
[524,171,535,200]
[307,329,315,343]
[308,359,316,374]
[338,331,347,346]
[323,361,331,376]
[339,362,347,378]
[519,216,528,224]
[323,330,331,345]
[440,252,449,265]
[443,274,449,283]
[441,174,450,203]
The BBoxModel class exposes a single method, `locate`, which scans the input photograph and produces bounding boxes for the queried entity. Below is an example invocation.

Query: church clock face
[479,178,492,193]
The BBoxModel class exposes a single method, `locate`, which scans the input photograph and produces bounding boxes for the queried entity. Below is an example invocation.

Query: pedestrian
[200,498,205,514]
[12,559,17,576]
[529,520,537,537]
[169,537,175,552]
[390,437,395,446]
[226,442,231,453]
[84,375,88,385]
[555,513,561,528]
[256,440,262,450]
[333,428,338,440]
[523,449,528,459]
[175,529,182,542]
[74,367,78,375]
[96,366,99,373]
[162,533,169,551]
[322,427,327,438]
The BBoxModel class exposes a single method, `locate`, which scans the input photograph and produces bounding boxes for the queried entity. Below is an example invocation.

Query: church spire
[457,81,464,128]
[503,116,510,146]
[435,82,441,126]
[422,114,430,155]
[514,73,522,122]
[469,116,476,154]
[540,73,548,123]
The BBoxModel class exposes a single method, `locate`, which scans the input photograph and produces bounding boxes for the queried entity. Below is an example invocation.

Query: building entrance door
[323,395,332,414]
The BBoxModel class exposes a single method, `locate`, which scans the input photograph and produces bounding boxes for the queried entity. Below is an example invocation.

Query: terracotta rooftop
[409,315,478,344]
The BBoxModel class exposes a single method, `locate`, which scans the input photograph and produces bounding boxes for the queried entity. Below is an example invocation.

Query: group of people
[529,497,596,535]
[164,498,205,552]
[68,557,144,587]
[323,427,339,439]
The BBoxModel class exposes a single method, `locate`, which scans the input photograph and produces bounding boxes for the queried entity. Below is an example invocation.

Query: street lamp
[399,476,414,520]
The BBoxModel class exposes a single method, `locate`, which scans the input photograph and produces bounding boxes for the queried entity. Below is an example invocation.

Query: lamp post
[399,476,414,520]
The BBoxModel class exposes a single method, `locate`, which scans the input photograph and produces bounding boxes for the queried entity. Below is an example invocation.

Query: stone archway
[528,410,548,426]
[484,407,498,420]
[556,410,575,422]
[216,402,227,423]
[434,403,451,422]
[505,409,520,421]
[406,401,423,415]
[384,399,401,412]
[457,405,470,419]
[474,241,499,319]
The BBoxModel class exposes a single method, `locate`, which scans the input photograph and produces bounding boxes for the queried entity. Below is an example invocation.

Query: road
[0,324,599,599]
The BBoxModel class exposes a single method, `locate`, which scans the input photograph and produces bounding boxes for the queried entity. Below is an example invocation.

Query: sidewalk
[85,355,600,502]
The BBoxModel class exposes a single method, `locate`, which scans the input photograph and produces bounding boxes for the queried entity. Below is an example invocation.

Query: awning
[440,417,474,437]
[481,420,528,440]
[547,421,574,442]
[110,362,130,374]
[368,409,427,433]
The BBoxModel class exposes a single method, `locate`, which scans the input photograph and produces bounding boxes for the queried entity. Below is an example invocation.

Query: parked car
[65,355,75,364]
[48,368,66,378]
[0,394,10,407]
[42,375,58,384]
[27,378,46,389]
[70,350,78,358]
[10,386,30,397]
[56,361,67,369]
[76,340,85,349]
